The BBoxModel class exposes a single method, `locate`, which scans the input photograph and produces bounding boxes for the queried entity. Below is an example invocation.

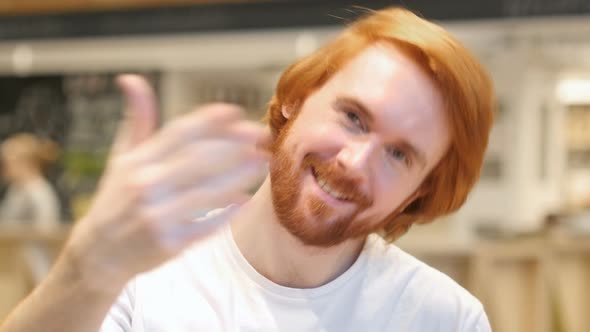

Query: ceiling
[0,1,588,41]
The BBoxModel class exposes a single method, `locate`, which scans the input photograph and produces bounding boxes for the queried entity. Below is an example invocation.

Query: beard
[269,120,380,247]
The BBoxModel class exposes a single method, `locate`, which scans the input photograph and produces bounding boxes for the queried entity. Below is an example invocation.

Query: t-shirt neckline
[222,224,369,300]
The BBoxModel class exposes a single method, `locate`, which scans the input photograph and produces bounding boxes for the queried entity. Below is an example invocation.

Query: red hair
[265,7,495,241]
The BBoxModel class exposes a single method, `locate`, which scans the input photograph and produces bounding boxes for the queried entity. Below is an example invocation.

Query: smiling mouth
[311,167,352,202]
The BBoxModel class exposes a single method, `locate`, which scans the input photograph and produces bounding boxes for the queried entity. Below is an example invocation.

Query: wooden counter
[398,230,590,332]
[0,225,70,320]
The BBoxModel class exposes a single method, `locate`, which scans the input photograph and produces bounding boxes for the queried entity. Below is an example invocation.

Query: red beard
[269,120,378,247]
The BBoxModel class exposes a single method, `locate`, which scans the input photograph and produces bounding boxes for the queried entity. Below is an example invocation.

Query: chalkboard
[0,72,160,221]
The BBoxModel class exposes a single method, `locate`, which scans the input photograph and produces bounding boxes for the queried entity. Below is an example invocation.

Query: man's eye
[387,147,407,163]
[346,111,363,129]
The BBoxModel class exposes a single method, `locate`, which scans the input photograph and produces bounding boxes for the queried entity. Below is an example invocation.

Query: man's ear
[281,105,293,119]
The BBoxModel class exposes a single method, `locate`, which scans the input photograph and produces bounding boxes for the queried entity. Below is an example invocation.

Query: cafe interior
[0,1,589,331]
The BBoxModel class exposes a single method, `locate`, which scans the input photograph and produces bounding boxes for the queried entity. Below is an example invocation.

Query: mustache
[303,154,373,208]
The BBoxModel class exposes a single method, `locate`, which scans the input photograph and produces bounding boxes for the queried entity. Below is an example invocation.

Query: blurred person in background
[1,7,494,332]
[0,133,62,285]
[0,133,61,228]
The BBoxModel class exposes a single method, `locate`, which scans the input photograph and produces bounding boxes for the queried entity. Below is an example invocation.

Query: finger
[197,158,268,193]
[143,183,251,233]
[227,121,271,146]
[111,74,159,155]
[254,125,272,154]
[181,203,242,242]
[110,120,132,159]
[132,104,265,163]
[134,139,268,194]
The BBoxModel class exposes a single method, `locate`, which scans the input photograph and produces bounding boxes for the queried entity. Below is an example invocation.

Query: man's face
[269,44,451,247]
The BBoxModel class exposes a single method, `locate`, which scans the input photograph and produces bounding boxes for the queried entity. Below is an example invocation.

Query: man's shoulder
[363,234,486,327]
[366,234,469,287]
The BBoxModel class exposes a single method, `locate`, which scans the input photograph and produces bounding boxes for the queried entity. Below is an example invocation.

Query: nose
[335,137,378,179]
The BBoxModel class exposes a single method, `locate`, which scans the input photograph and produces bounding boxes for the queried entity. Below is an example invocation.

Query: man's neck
[231,176,366,289]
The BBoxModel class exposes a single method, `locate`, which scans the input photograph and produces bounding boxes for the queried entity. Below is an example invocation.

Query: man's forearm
[0,252,123,332]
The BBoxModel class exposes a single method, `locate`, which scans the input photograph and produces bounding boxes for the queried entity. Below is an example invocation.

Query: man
[1,7,494,332]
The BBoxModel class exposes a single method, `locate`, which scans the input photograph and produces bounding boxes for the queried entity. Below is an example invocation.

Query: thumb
[111,74,159,155]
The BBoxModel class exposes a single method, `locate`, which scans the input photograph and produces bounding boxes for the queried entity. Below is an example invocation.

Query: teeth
[316,175,349,200]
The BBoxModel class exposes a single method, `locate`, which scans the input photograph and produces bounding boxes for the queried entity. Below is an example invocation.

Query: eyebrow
[335,96,428,169]
[335,97,375,125]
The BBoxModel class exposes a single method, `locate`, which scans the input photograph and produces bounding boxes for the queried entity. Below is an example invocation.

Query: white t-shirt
[101,220,491,332]
[0,177,60,229]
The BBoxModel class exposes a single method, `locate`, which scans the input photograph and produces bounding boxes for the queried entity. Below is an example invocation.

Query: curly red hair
[265,7,495,241]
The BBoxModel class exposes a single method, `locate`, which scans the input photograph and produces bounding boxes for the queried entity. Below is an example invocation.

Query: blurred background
[0,1,588,331]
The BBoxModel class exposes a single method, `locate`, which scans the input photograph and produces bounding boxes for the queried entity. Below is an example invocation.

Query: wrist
[57,234,128,298]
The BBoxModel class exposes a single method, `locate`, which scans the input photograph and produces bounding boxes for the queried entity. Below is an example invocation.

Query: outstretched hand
[64,74,270,292]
